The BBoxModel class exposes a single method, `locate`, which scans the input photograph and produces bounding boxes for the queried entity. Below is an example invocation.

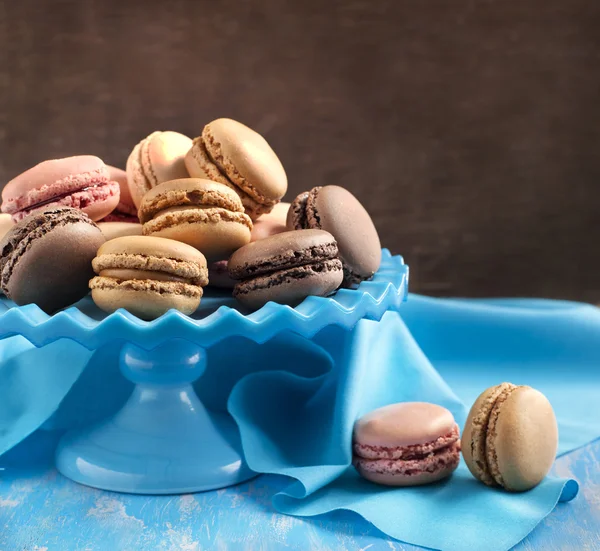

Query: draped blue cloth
[1,294,598,551]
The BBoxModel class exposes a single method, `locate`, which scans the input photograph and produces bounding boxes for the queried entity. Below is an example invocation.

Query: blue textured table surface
[0,431,598,551]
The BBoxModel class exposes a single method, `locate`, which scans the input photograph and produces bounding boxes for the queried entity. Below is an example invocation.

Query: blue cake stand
[0,250,408,494]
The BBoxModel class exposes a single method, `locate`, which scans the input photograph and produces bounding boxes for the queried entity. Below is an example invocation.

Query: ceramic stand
[55,339,255,494]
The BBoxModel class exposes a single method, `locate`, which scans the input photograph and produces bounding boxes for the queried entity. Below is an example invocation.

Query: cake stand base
[55,339,255,494]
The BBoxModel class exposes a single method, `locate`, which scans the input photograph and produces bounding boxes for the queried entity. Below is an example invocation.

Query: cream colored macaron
[97,221,143,240]
[89,235,208,320]
[185,118,287,219]
[139,178,253,262]
[126,131,192,209]
[462,383,558,492]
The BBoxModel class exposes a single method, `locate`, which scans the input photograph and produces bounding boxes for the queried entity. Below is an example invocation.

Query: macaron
[1,156,120,222]
[97,221,143,241]
[126,131,192,209]
[89,236,209,320]
[207,202,290,289]
[228,229,343,310]
[185,118,287,219]
[99,166,139,222]
[0,207,106,313]
[0,213,14,241]
[139,178,253,261]
[288,186,381,285]
[462,383,558,492]
[353,402,461,487]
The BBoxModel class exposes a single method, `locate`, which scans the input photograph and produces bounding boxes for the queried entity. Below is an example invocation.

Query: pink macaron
[1,156,120,222]
[99,166,139,223]
[353,402,461,486]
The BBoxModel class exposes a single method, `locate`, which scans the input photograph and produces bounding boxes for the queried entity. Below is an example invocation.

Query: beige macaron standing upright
[139,178,253,262]
[126,131,192,208]
[89,235,208,320]
[0,213,15,240]
[462,383,558,492]
[185,118,287,219]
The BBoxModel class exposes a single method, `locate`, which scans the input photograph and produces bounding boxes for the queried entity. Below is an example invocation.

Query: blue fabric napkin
[1,294,598,551]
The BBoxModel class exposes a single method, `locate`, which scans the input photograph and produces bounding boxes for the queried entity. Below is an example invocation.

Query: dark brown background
[1,0,599,300]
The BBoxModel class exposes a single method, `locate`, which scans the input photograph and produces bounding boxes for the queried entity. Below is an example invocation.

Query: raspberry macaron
[1,156,121,223]
[353,402,461,487]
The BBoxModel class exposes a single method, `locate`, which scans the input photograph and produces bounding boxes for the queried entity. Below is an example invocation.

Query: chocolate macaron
[185,118,287,219]
[126,131,192,208]
[0,207,105,313]
[90,236,208,320]
[139,178,253,261]
[228,229,343,310]
[353,402,461,487]
[462,383,558,492]
[288,186,381,285]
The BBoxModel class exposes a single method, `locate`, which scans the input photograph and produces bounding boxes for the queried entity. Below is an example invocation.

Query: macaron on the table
[126,131,192,209]
[0,207,105,313]
[353,402,461,486]
[462,383,558,492]
[1,156,120,222]
[228,229,343,310]
[139,178,253,262]
[99,166,139,223]
[185,118,287,219]
[288,186,381,285]
[89,236,209,320]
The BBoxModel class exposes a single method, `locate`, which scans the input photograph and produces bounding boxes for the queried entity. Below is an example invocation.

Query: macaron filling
[353,424,461,476]
[3,169,120,221]
[354,440,461,477]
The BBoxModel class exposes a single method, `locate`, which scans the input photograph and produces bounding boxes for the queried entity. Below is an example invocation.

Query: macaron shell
[80,185,121,221]
[308,186,381,283]
[487,386,558,491]
[354,445,460,487]
[108,166,137,216]
[144,131,192,186]
[2,156,107,201]
[0,214,14,240]
[97,222,143,240]
[353,402,457,448]
[185,138,270,219]
[138,178,245,224]
[90,282,201,320]
[4,221,105,313]
[462,383,515,486]
[233,259,343,310]
[126,140,149,209]
[251,202,289,241]
[202,118,287,205]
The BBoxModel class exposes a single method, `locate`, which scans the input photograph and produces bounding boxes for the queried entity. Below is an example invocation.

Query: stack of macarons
[0,117,382,318]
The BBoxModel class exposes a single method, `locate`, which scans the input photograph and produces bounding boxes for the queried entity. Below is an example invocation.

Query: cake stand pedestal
[0,250,408,495]
[55,339,253,494]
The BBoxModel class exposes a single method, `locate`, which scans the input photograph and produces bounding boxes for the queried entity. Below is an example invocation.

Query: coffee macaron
[288,186,381,285]
[97,221,143,241]
[1,156,120,222]
[90,236,208,320]
[185,118,287,219]
[462,383,558,492]
[228,229,343,310]
[126,131,192,208]
[353,402,461,487]
[0,207,105,313]
[139,178,253,261]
